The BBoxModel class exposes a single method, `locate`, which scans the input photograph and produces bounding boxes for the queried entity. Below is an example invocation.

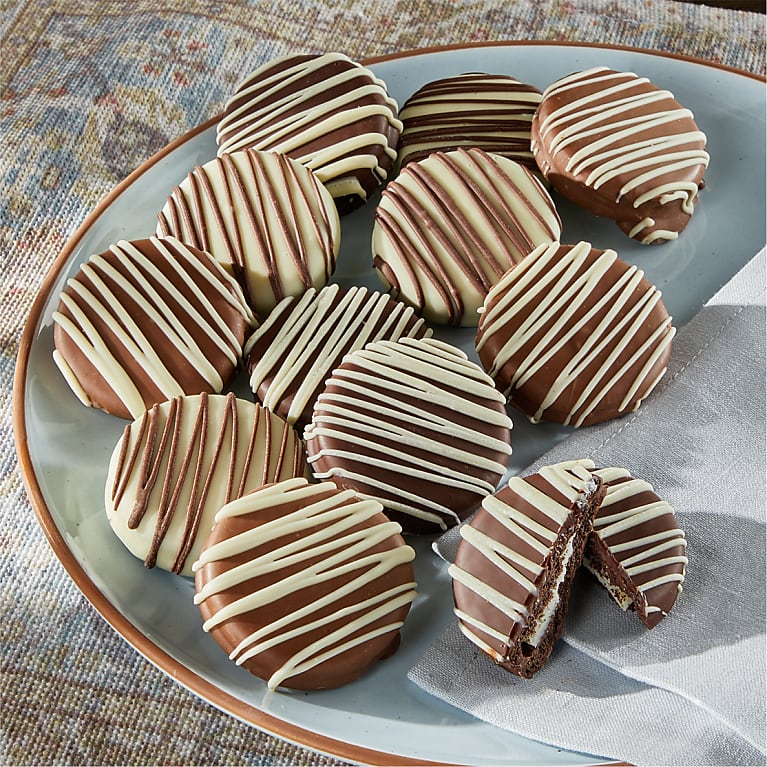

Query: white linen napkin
[409,249,766,766]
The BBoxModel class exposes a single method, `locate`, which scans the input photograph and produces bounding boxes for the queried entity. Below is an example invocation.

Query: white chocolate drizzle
[156,149,340,316]
[450,459,598,654]
[216,53,401,202]
[475,241,675,426]
[193,477,416,690]
[105,393,307,576]
[304,337,512,531]
[53,236,255,419]
[588,467,687,619]
[245,284,431,426]
[372,147,561,327]
[398,73,541,167]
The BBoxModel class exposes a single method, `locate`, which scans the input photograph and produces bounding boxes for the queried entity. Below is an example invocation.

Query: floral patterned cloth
[1,1,764,764]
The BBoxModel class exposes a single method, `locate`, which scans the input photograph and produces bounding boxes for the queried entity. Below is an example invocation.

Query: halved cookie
[587,466,687,628]
[450,459,605,678]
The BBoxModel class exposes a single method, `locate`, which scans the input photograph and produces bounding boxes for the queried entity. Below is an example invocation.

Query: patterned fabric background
[1,0,764,764]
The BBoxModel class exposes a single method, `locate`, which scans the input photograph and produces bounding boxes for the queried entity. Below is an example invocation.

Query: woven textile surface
[2,1,765,765]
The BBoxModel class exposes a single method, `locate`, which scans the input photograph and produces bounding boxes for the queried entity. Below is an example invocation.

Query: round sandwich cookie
[52,236,255,420]
[215,52,402,213]
[586,466,687,629]
[475,240,675,427]
[156,149,340,318]
[531,66,709,244]
[449,459,606,678]
[106,392,308,576]
[397,72,542,169]
[245,284,432,430]
[193,477,417,691]
[372,148,561,327]
[304,337,513,534]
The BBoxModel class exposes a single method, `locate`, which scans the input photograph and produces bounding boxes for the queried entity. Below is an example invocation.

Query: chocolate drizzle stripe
[193,480,416,690]
[450,459,598,650]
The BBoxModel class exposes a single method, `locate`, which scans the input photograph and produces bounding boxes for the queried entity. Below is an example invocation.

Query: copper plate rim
[15,38,756,766]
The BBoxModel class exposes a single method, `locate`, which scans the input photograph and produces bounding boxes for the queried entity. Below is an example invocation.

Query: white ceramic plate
[15,42,766,766]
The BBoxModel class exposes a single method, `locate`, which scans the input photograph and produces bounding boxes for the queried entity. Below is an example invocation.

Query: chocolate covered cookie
[193,477,416,690]
[531,66,709,244]
[106,392,308,576]
[586,467,687,628]
[216,52,402,212]
[398,72,541,169]
[372,148,561,327]
[156,149,340,317]
[304,337,513,533]
[449,459,605,678]
[475,240,675,427]
[52,236,255,420]
[245,284,431,429]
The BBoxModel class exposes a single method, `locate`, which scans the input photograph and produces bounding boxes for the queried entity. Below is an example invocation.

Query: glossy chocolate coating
[216,53,402,213]
[475,241,675,427]
[52,236,254,420]
[586,467,687,628]
[245,284,431,429]
[194,478,416,690]
[304,337,513,533]
[398,72,541,169]
[531,67,709,244]
[450,459,605,678]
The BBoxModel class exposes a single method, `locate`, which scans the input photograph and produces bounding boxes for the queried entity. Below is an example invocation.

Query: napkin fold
[409,250,766,766]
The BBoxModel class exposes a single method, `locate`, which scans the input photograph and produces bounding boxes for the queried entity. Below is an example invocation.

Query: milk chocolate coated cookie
[372,148,561,327]
[52,236,255,420]
[216,53,402,212]
[245,284,431,429]
[475,241,675,427]
[156,149,340,317]
[193,477,416,690]
[304,337,513,533]
[587,467,687,628]
[531,67,709,244]
[450,459,605,678]
[398,73,541,169]
[106,392,308,576]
